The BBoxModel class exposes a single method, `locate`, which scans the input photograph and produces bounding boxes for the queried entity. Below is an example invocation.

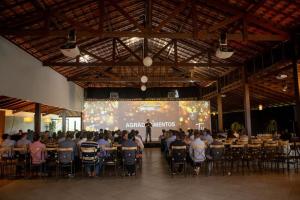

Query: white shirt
[166,135,176,149]
[135,136,144,150]
[189,138,206,162]
[16,137,31,147]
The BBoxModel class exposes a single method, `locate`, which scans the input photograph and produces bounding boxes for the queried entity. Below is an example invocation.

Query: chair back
[0,147,12,159]
[104,147,118,163]
[58,147,73,163]
[171,145,187,162]
[81,147,98,163]
[122,146,137,165]
[210,145,224,160]
[13,147,28,160]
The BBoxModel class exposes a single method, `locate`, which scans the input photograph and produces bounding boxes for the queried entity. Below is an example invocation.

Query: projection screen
[83,101,211,141]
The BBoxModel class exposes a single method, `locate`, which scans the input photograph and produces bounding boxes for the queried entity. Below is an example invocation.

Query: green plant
[231,122,244,133]
[49,121,56,132]
[266,120,277,134]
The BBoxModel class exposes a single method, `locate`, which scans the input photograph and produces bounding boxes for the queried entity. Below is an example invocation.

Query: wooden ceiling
[0,96,81,116]
[0,0,300,112]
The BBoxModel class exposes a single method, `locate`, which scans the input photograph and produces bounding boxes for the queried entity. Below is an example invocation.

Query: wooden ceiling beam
[116,38,143,63]
[179,51,206,64]
[106,0,144,32]
[43,61,241,68]
[152,40,173,59]
[12,103,35,114]
[68,77,211,83]
[80,49,109,63]
[0,30,288,41]
[204,0,288,36]
[154,0,191,32]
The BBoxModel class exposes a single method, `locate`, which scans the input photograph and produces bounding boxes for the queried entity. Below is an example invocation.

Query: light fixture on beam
[141,85,147,91]
[60,29,80,58]
[216,32,234,59]
[276,74,288,80]
[258,104,263,111]
[143,56,153,67]
[141,75,148,83]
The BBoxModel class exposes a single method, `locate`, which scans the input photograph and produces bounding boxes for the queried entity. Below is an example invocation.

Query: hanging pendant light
[143,56,153,67]
[141,75,148,83]
[141,85,147,91]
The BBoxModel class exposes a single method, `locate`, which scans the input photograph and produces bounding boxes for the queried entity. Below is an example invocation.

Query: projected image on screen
[83,101,210,141]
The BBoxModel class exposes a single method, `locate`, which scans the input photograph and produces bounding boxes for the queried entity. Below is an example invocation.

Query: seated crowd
[0,129,144,177]
[159,128,297,175]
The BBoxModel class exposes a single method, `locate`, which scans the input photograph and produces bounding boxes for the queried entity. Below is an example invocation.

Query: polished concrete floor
[0,148,300,200]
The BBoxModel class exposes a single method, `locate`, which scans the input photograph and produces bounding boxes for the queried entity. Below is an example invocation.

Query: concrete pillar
[243,66,252,138]
[0,110,5,143]
[217,80,223,132]
[217,94,223,132]
[34,103,41,133]
[292,34,300,136]
[244,83,252,137]
[62,111,67,133]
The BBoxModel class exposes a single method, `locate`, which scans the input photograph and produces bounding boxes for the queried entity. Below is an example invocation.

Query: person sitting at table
[97,133,110,162]
[134,130,144,151]
[16,132,31,148]
[188,129,194,140]
[58,132,77,164]
[57,131,65,143]
[77,132,87,146]
[169,131,187,173]
[29,133,46,165]
[189,130,206,175]
[80,132,100,177]
[122,131,138,176]
[166,130,177,150]
[1,134,16,158]
[202,129,213,145]
[159,129,167,152]
[45,133,58,148]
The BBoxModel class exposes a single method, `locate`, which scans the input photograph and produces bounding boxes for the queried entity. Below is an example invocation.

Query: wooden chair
[229,144,245,174]
[190,144,207,176]
[103,147,118,176]
[80,147,98,177]
[170,146,187,176]
[45,147,58,177]
[208,144,225,176]
[56,147,74,177]
[29,147,46,178]
[121,146,137,176]
[12,147,28,177]
[0,147,13,177]
[245,144,262,173]
[263,143,278,171]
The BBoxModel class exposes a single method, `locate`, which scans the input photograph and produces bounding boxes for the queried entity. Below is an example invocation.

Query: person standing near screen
[145,119,152,142]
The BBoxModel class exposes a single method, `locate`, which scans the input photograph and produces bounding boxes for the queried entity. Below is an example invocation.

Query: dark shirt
[122,139,137,165]
[145,122,152,132]
[170,139,186,149]
[59,138,77,162]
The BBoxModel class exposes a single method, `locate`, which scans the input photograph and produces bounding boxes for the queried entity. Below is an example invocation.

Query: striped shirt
[80,141,99,164]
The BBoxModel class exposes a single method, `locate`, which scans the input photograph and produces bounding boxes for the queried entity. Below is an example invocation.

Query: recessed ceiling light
[221,94,226,98]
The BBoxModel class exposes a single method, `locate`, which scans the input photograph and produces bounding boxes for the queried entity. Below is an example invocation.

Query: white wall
[0,36,83,112]
[4,110,62,134]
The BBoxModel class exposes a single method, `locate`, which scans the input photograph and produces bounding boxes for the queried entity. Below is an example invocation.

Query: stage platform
[144,141,160,148]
